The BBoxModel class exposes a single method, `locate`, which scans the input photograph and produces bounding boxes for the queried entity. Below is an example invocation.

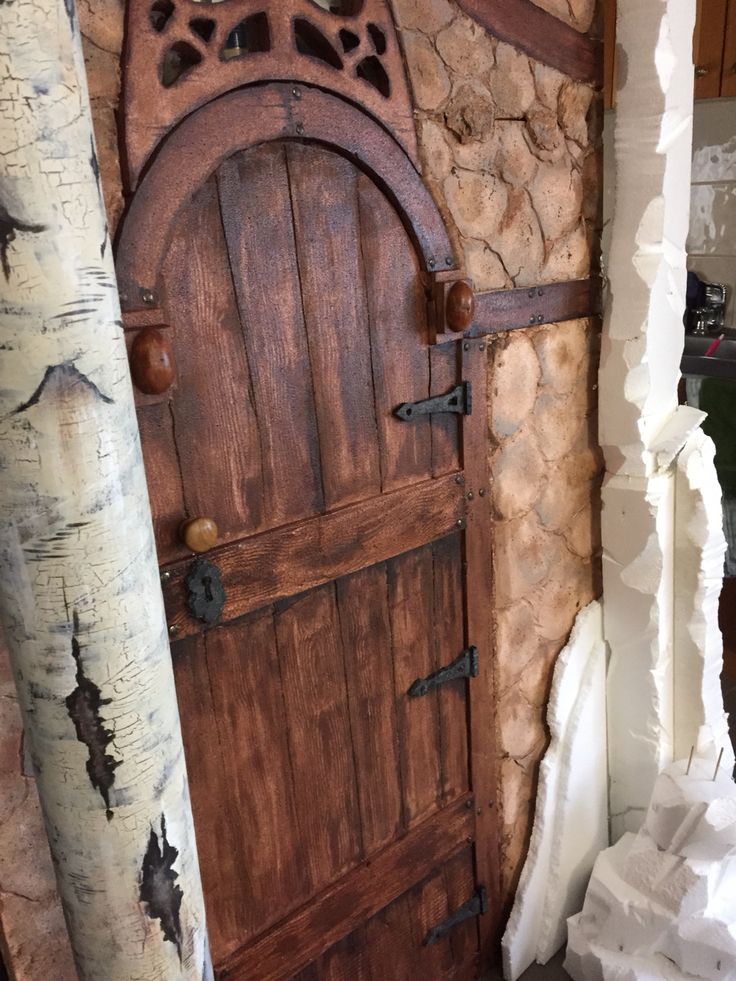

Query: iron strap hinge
[394,381,472,421]
[408,646,479,698]
[424,886,488,946]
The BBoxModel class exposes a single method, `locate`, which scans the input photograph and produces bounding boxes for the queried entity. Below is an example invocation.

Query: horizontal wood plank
[434,278,600,344]
[163,474,466,638]
[456,0,602,84]
[216,794,475,981]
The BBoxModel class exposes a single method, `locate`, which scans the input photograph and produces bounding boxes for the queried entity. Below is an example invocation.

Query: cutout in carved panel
[294,18,343,69]
[190,17,216,43]
[357,54,389,97]
[308,0,365,14]
[150,0,174,32]
[161,40,202,87]
[339,28,360,52]
[222,12,271,60]
[367,23,386,55]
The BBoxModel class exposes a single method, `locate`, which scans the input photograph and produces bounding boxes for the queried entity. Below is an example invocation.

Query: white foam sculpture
[566,743,736,980]
[502,602,608,979]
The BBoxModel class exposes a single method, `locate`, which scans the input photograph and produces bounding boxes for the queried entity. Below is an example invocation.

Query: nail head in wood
[180,516,219,553]
[130,327,176,394]
[446,280,475,332]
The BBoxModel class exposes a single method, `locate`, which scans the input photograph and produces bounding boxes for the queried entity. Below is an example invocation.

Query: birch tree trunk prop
[0,2,213,978]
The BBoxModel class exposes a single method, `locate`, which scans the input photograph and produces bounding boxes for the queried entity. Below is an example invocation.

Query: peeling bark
[0,0,212,977]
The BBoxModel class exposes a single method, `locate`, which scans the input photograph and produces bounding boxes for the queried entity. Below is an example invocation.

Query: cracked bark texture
[0,1,211,978]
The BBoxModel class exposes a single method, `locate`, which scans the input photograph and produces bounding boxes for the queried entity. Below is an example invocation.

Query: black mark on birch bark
[65,622,119,820]
[140,815,184,962]
[0,207,46,280]
[12,363,113,415]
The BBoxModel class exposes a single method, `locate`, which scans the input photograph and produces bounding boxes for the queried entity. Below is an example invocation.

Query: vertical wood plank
[173,634,250,962]
[433,535,470,804]
[163,177,264,544]
[319,927,373,981]
[444,847,479,968]
[136,401,186,564]
[410,872,454,978]
[603,0,617,109]
[462,341,502,964]
[218,144,324,527]
[203,613,312,952]
[358,174,432,492]
[722,0,736,97]
[286,144,382,510]
[275,585,363,891]
[430,342,461,477]
[388,546,442,829]
[363,892,417,981]
[693,0,729,99]
[337,565,403,855]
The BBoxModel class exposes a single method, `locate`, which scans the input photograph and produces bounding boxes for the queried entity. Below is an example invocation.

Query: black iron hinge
[424,886,488,946]
[408,646,478,698]
[395,382,472,421]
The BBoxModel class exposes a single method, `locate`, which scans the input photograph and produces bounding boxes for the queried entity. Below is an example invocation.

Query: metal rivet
[466,835,473,844]
[479,342,485,351]
[478,488,486,497]
[141,288,155,306]
[296,122,305,135]
[456,518,465,529]
[428,257,436,269]
[445,256,453,267]
[168,624,179,637]
[292,86,301,98]
[465,798,474,810]
[160,571,171,584]
[529,316,535,324]
[463,341,470,351]
[454,474,465,485]
[538,288,544,296]
[528,289,534,298]
[467,491,474,500]
[477,807,482,815]
[119,290,128,304]
[537,314,544,323]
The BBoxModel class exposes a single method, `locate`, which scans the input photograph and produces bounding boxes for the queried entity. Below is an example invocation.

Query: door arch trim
[116,82,455,306]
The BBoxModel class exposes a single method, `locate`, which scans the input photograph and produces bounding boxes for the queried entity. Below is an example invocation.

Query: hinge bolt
[463,342,470,351]
[454,474,464,485]
[141,288,155,306]
[467,491,474,500]
[456,518,465,529]
[168,624,179,637]
[428,257,436,269]
[160,571,171,584]
[465,799,474,809]
[445,256,453,267]
[292,86,301,98]
[296,123,305,136]
[478,488,486,497]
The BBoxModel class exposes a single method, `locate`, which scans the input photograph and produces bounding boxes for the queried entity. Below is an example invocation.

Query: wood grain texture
[434,278,600,343]
[275,586,363,892]
[162,473,466,638]
[721,0,736,96]
[217,798,474,980]
[462,341,502,966]
[693,0,729,99]
[287,144,381,510]
[218,144,324,528]
[116,84,454,303]
[337,566,403,855]
[456,0,602,84]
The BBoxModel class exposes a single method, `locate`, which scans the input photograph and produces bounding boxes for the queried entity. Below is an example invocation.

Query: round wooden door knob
[130,328,175,395]
[180,517,219,553]
[446,280,475,333]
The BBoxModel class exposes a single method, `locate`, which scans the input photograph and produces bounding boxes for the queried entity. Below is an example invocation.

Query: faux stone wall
[392,0,603,910]
[0,1,602,974]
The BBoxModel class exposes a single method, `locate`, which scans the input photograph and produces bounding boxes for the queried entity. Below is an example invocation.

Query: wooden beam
[434,279,601,344]
[455,0,602,85]
[217,795,475,981]
[163,473,466,638]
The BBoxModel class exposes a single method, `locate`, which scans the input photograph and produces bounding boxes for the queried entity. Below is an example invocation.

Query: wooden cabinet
[604,0,736,107]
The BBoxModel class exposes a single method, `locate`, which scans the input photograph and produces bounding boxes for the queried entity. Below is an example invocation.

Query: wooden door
[118,93,498,980]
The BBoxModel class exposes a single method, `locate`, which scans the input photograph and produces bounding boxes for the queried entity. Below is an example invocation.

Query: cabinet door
[694,0,729,99]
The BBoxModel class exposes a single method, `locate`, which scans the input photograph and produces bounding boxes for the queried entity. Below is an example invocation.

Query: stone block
[530,155,584,243]
[494,509,571,607]
[390,0,454,34]
[525,104,566,163]
[488,333,540,440]
[401,31,451,111]
[487,42,535,119]
[463,238,512,290]
[417,117,453,183]
[558,81,594,148]
[496,121,539,188]
[533,319,589,394]
[491,425,546,521]
[543,222,591,282]
[444,166,507,240]
[496,600,551,696]
[435,14,496,77]
[444,82,495,144]
[495,187,546,284]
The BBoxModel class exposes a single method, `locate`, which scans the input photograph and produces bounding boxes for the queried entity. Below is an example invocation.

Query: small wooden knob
[130,328,175,395]
[180,517,218,553]
[446,281,475,333]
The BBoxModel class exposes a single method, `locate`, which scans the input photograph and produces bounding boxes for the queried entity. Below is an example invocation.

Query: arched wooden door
[117,85,498,980]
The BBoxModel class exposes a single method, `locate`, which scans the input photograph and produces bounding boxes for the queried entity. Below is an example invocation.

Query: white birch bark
[0,2,213,978]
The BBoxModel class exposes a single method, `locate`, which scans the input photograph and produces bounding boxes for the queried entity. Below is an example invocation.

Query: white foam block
[501,602,607,979]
